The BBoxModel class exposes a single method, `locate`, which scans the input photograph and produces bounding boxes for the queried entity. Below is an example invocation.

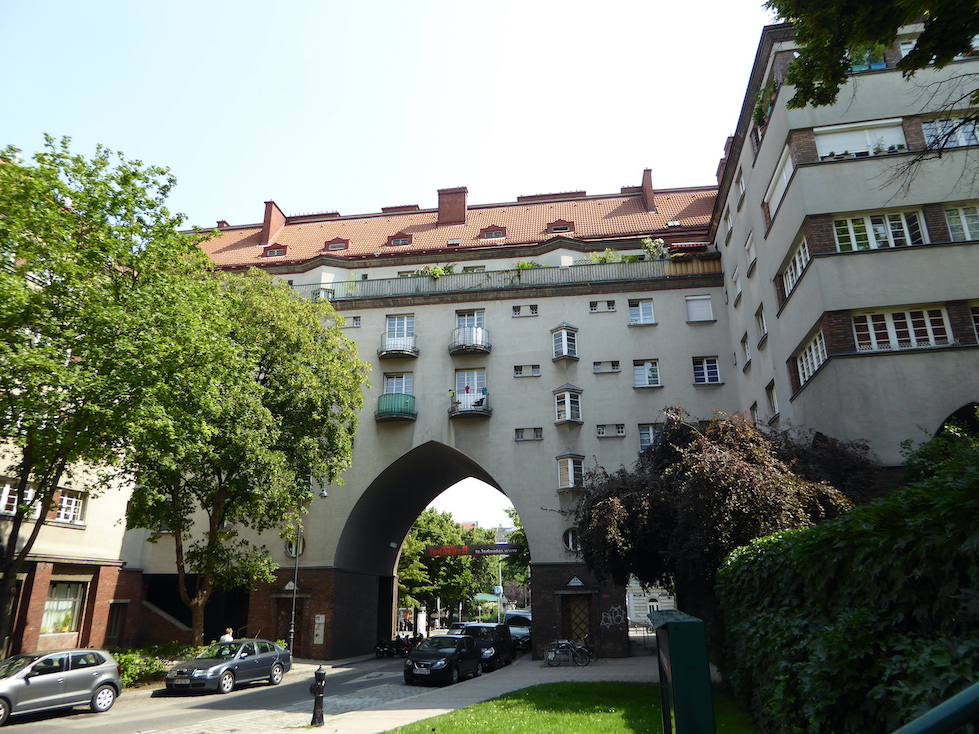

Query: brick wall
[947,301,979,345]
[805,215,837,255]
[903,117,927,152]
[922,203,951,243]
[789,128,818,165]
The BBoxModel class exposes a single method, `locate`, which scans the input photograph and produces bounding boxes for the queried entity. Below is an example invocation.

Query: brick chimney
[260,201,286,246]
[437,187,468,226]
[640,169,656,212]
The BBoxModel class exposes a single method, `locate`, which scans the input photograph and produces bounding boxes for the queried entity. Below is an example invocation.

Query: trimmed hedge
[716,454,979,733]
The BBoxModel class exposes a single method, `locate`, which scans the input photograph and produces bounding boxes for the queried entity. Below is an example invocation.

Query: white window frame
[741,333,751,364]
[55,490,85,524]
[797,330,828,384]
[552,327,578,358]
[782,238,811,295]
[693,356,721,384]
[615,424,626,436]
[386,314,414,337]
[764,146,794,215]
[945,204,979,241]
[638,424,659,452]
[563,528,581,552]
[922,118,979,149]
[41,582,85,633]
[383,373,413,395]
[554,390,582,423]
[633,360,662,387]
[628,299,655,325]
[731,267,742,304]
[852,307,953,352]
[745,234,757,273]
[514,364,541,377]
[557,456,584,489]
[833,211,926,251]
[766,381,779,418]
[685,295,713,321]
[755,306,768,340]
[0,483,37,517]
[456,310,485,329]
[814,119,906,159]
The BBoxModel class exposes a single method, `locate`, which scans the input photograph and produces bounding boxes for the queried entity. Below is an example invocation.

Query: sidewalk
[154,653,660,734]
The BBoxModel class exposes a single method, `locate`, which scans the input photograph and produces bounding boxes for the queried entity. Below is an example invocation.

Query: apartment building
[713,23,979,465]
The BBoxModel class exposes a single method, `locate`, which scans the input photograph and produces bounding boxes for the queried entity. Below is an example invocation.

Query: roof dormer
[261,243,288,258]
[324,237,349,252]
[387,232,413,247]
[480,225,507,240]
[547,219,575,235]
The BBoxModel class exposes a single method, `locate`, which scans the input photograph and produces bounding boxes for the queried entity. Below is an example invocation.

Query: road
[6,655,415,733]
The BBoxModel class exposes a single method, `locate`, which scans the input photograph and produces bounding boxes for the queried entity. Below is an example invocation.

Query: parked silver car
[0,648,122,726]
[165,639,291,694]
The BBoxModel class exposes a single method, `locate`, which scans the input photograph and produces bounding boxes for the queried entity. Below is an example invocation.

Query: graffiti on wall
[600,604,626,628]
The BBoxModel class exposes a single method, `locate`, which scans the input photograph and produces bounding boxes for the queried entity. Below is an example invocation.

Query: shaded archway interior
[334,441,504,576]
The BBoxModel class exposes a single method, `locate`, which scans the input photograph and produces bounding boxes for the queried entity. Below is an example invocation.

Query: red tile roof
[199,185,717,270]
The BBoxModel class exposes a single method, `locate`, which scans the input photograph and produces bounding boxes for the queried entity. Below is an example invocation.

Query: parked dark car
[0,648,122,726]
[463,622,515,671]
[504,610,532,652]
[403,634,481,685]
[165,639,291,694]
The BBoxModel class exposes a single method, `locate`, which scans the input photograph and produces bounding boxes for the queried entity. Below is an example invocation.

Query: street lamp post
[288,480,328,655]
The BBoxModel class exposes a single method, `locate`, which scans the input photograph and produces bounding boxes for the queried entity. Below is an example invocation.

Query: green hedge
[111,642,201,686]
[716,455,979,733]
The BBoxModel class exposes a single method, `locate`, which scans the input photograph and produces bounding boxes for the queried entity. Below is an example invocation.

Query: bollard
[309,664,326,726]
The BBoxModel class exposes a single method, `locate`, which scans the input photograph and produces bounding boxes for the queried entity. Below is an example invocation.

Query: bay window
[852,307,952,352]
[834,211,925,251]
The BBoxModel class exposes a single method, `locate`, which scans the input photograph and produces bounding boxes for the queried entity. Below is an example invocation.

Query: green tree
[501,507,530,607]
[0,137,219,653]
[125,269,369,644]
[575,409,855,626]
[767,0,979,108]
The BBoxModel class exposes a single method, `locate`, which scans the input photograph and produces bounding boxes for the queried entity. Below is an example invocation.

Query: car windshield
[196,643,241,660]
[416,637,459,653]
[0,655,38,678]
[466,626,496,640]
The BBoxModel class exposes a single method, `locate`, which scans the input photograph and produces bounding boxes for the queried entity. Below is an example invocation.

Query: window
[724,206,734,244]
[56,490,84,524]
[685,295,713,321]
[455,369,487,405]
[447,239,461,247]
[557,456,584,489]
[973,306,979,340]
[766,381,779,418]
[548,220,574,234]
[285,536,306,557]
[589,300,615,313]
[325,238,349,251]
[745,235,757,273]
[389,235,410,246]
[514,304,539,317]
[385,314,414,351]
[563,528,581,551]
[484,230,504,239]
[731,267,742,305]
[596,424,625,438]
[41,582,84,633]
[755,306,768,340]
[596,425,606,437]
[463,265,486,273]
[342,315,361,328]
[383,373,413,395]
[750,402,759,425]
[923,118,979,149]
[554,388,582,423]
[552,325,578,359]
[397,271,416,278]
[764,146,794,216]
[456,310,485,329]
[638,424,659,452]
[593,360,620,373]
[782,238,811,295]
[529,305,538,315]
[628,299,655,325]
[515,428,543,441]
[693,357,721,384]
[735,169,746,203]
[814,120,906,159]
[264,247,285,257]
[945,204,979,241]
[513,364,541,377]
[834,211,926,251]
[0,482,36,517]
[741,334,751,366]
[616,424,626,436]
[633,360,661,387]
[852,308,952,351]
[797,331,828,384]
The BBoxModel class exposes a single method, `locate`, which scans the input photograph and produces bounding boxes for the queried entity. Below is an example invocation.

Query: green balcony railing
[375,393,417,421]
[891,680,979,734]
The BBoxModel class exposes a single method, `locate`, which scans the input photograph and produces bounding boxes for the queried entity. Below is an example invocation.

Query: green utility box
[648,611,716,734]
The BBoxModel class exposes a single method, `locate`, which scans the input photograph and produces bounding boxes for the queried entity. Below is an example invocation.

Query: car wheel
[449,666,459,685]
[218,670,235,694]
[90,684,116,713]
[269,663,284,685]
[473,663,482,678]
[404,675,413,685]
[0,697,9,726]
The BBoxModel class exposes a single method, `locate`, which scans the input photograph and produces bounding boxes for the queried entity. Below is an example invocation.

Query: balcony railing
[290,259,721,303]
[378,333,419,359]
[449,391,491,418]
[375,393,417,422]
[449,326,491,355]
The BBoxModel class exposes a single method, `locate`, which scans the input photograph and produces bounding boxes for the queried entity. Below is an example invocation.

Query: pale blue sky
[2,0,776,523]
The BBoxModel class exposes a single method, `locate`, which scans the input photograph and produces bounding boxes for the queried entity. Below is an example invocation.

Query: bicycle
[544,638,591,667]
[576,634,598,663]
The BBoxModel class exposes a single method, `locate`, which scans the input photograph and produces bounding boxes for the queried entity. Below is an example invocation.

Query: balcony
[378,333,419,359]
[375,393,417,422]
[448,326,491,355]
[290,259,722,303]
[448,391,492,419]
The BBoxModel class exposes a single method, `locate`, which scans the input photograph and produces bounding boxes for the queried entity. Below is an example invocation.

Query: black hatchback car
[463,622,515,671]
[403,634,481,685]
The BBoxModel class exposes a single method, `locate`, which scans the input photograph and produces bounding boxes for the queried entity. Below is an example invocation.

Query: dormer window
[324,237,349,251]
[262,244,287,258]
[547,219,574,234]
[480,225,507,240]
[387,232,412,247]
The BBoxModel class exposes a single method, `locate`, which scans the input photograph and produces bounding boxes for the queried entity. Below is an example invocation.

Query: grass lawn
[385,681,758,734]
